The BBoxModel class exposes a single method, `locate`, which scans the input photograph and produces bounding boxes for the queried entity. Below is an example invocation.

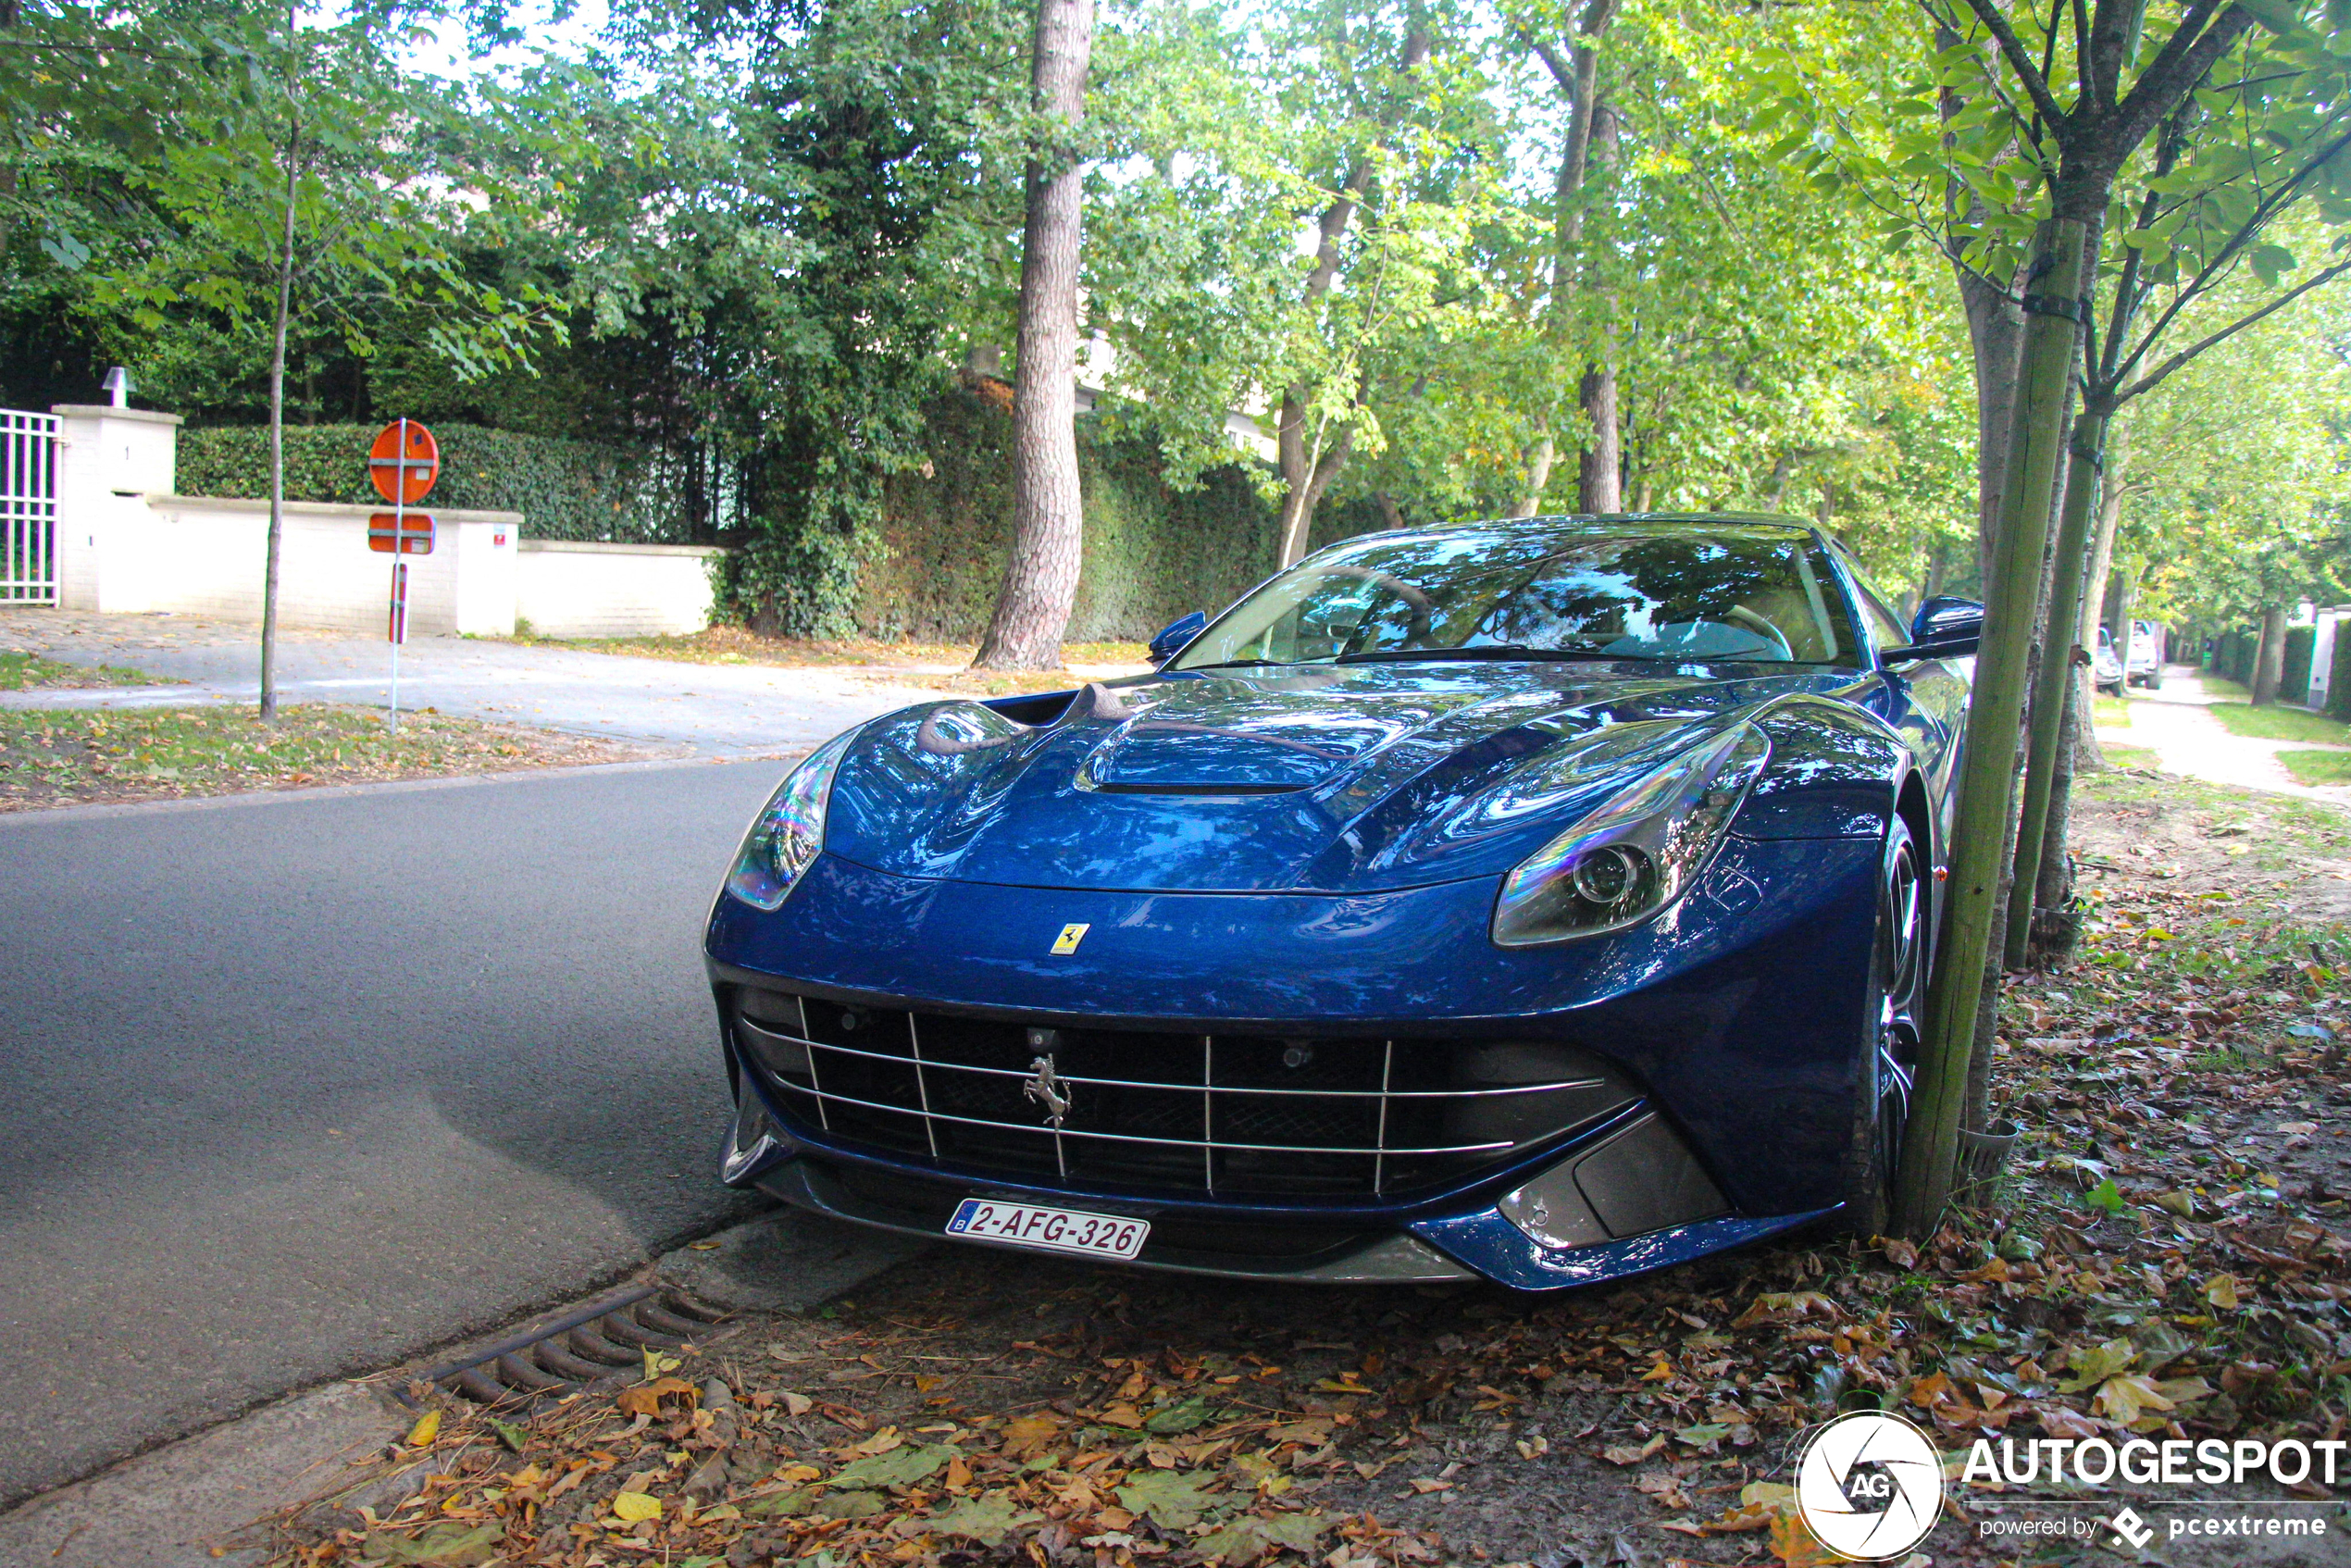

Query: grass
[0,703,633,811]
[0,651,167,691]
[492,624,1151,674]
[2093,695,2132,728]
[2203,672,2255,701]
[2281,750,2351,788]
[2098,742,2159,770]
[2208,699,2351,745]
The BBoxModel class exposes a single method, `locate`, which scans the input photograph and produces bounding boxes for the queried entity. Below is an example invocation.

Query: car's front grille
[729,987,1641,1200]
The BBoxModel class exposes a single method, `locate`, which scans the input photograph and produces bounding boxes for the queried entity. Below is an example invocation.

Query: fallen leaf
[2056,1339,2137,1393]
[1514,1435,1549,1461]
[360,1522,504,1565]
[1116,1468,1225,1529]
[1601,1433,1670,1466]
[829,1441,953,1489]
[2095,1375,2176,1425]
[404,1410,441,1449]
[998,1413,1064,1458]
[2206,1275,2242,1309]
[781,1391,813,1416]
[1640,1354,1675,1382]
[610,1491,662,1523]
[1193,1512,1327,1565]
[1407,1477,1452,1494]
[928,1495,1043,1543]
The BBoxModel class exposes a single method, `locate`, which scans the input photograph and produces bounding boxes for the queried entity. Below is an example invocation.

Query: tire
[2098,680,2121,698]
[1839,815,1925,1237]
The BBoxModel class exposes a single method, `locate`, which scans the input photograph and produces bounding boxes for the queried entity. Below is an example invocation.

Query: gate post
[51,404,181,612]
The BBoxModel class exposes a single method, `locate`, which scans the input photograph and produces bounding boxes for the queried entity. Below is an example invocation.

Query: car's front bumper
[721,1087,1833,1291]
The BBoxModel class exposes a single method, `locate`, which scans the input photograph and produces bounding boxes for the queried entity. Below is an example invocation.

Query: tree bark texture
[1896,218,2087,1237]
[972,0,1094,670]
[2006,408,2105,967]
[2253,604,2287,705]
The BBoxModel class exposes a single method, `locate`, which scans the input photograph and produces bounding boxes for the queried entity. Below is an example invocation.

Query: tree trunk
[260,1,301,723]
[2252,604,2287,705]
[1270,26,1432,565]
[1511,433,1554,517]
[2006,408,2105,967]
[972,0,1094,670]
[1574,98,1620,514]
[1526,4,1617,519]
[1896,218,2087,1238]
[1959,273,2028,588]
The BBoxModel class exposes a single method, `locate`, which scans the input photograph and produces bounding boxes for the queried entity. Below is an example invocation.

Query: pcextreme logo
[1794,1411,1947,1562]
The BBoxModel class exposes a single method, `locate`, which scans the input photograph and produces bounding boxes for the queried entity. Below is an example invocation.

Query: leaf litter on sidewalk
[262,772,2351,1567]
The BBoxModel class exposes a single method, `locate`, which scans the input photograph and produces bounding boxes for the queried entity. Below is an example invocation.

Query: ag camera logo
[1796,1410,1946,1561]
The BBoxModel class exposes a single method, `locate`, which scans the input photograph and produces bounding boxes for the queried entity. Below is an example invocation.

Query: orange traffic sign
[368,512,434,554]
[367,419,439,504]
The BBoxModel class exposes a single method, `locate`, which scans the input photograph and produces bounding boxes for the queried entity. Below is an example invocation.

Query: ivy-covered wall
[858,393,1371,641]
[176,424,675,543]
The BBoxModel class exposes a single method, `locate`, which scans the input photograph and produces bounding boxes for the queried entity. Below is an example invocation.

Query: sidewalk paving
[0,609,958,758]
[2093,666,2351,803]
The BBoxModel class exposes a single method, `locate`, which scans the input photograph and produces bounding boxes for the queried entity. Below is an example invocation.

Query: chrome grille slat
[733,989,1640,1201]
[740,1025,1601,1100]
[756,1076,1522,1157]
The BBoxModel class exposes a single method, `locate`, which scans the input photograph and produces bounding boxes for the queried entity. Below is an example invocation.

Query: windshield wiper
[1180,657,1289,671]
[1333,645,1657,665]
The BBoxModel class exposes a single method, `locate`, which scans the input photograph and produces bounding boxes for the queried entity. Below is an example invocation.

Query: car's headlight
[724,730,859,911]
[1491,723,1769,946]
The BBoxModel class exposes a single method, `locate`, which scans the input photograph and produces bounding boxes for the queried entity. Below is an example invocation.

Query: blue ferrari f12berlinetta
[704,514,1981,1290]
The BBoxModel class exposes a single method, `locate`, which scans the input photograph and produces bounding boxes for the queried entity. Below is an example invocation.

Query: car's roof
[1331,512,1820,550]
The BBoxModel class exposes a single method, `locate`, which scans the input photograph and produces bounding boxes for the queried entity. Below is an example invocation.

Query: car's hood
[820,661,1855,893]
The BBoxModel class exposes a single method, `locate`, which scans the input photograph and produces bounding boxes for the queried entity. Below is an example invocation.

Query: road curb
[0,1210,922,1567]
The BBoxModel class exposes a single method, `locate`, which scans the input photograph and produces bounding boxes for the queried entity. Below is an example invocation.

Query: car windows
[1172,527,1863,670]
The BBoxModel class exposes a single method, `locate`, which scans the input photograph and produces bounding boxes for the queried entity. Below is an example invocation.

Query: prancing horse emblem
[1024,1055,1072,1129]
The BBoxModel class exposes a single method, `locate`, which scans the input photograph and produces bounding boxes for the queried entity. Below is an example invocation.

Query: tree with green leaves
[85,2,554,716]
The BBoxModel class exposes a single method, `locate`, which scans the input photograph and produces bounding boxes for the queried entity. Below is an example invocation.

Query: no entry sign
[368,420,440,505]
[368,513,435,554]
[365,419,438,731]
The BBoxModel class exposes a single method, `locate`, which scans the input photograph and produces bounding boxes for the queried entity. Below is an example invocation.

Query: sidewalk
[2094,666,2351,803]
[0,608,956,757]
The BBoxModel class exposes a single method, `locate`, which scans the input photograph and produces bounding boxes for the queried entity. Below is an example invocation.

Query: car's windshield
[1171,526,1860,671]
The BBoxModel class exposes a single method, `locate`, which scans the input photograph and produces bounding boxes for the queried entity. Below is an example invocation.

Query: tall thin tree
[973,0,1095,671]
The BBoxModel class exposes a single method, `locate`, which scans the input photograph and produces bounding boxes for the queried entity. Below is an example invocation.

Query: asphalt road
[0,758,793,1507]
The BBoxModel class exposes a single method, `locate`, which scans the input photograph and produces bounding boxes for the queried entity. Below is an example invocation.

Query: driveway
[2094,666,2351,803]
[0,608,943,756]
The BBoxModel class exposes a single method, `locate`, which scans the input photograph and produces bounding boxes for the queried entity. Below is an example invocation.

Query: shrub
[2283,625,2316,704]
[175,423,681,543]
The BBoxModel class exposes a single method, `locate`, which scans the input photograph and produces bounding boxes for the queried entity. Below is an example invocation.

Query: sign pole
[388,417,406,732]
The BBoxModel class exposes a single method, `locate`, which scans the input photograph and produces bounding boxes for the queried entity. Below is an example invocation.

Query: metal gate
[1,407,58,604]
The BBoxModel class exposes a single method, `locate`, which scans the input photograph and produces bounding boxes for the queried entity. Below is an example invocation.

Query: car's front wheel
[1840,815,1924,1236]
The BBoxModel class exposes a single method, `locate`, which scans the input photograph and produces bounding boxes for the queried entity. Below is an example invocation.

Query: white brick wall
[93,498,520,636]
[516,541,721,638]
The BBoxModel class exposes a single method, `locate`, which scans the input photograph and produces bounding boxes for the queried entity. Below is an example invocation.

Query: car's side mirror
[1148,610,1207,667]
[1885,596,1984,662]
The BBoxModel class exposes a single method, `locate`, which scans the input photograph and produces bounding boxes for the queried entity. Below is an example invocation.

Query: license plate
[946,1198,1150,1261]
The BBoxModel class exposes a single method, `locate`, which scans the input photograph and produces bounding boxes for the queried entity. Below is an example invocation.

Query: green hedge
[175,423,676,542]
[858,393,1363,642]
[2283,625,2316,704]
[2331,628,2351,723]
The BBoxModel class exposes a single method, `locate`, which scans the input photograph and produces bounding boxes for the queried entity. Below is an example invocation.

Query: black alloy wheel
[1842,814,1925,1235]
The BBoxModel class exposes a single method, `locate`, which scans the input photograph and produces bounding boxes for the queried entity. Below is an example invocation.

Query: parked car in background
[704,514,1984,1291]
[2095,627,2126,697]
[2126,620,2164,689]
